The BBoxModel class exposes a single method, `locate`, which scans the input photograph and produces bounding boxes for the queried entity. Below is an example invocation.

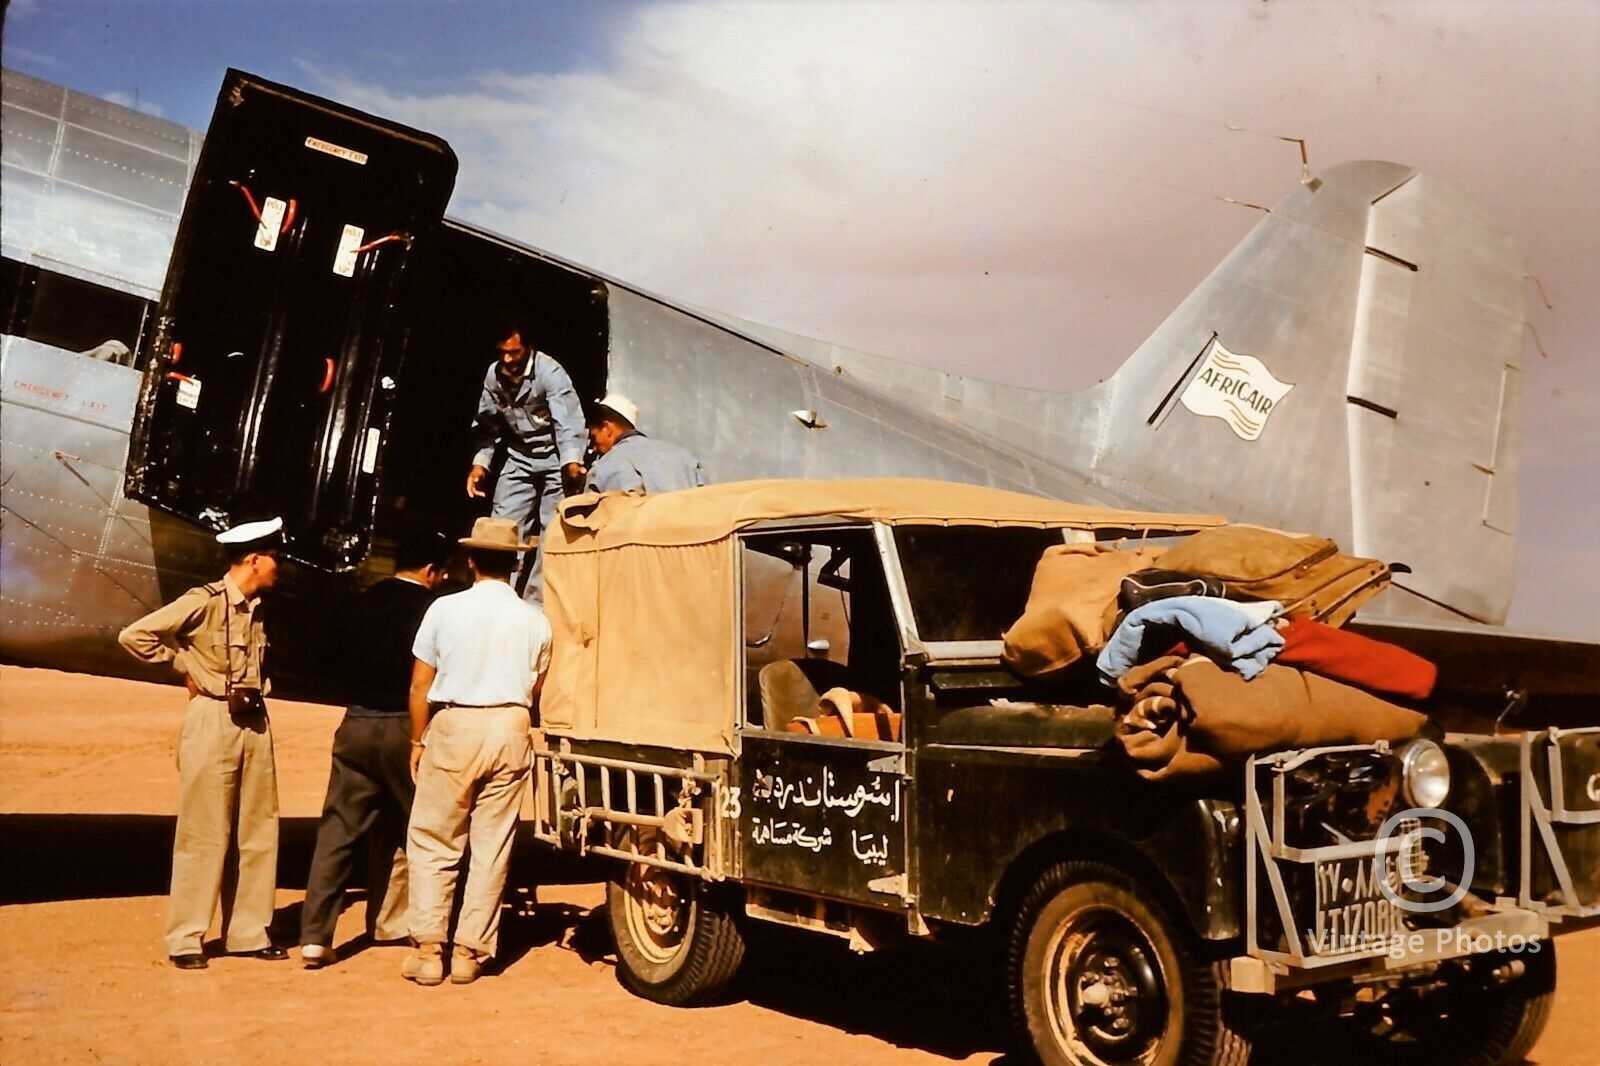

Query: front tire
[1371,943,1556,1066]
[607,853,745,1006]
[1008,860,1252,1066]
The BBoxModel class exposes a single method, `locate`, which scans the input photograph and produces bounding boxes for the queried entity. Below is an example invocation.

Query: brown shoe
[449,944,485,985]
[401,943,444,986]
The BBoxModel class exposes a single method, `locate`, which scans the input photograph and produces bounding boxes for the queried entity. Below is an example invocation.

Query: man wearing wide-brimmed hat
[401,517,553,986]
[118,517,289,969]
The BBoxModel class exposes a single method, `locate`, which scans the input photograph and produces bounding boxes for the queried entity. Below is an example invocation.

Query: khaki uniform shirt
[118,576,269,698]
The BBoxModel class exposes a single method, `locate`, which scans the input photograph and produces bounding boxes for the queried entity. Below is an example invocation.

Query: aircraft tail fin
[1078,161,1525,625]
[750,162,1526,625]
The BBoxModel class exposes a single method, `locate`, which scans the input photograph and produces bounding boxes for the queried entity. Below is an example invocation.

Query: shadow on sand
[0,814,1535,1065]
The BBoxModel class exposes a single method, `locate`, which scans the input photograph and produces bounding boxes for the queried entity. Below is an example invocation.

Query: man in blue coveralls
[466,317,586,602]
[584,392,705,494]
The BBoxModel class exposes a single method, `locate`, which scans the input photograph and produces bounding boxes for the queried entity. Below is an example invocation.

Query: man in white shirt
[401,517,552,986]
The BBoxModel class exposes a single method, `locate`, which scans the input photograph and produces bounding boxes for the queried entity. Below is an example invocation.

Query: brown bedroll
[1001,544,1166,678]
[1156,525,1391,627]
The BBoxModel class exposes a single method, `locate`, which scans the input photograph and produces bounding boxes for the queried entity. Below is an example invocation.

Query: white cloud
[305,0,1597,636]
[103,90,164,118]
[3,44,61,70]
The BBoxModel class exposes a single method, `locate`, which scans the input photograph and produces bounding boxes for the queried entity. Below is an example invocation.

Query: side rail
[1516,726,1600,919]
[530,737,727,880]
[1235,745,1544,993]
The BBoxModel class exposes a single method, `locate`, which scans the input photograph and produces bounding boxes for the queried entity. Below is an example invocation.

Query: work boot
[450,944,485,985]
[401,942,444,986]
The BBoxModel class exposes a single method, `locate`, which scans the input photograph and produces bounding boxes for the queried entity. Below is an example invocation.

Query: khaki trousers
[371,846,410,941]
[406,704,532,958]
[166,695,279,956]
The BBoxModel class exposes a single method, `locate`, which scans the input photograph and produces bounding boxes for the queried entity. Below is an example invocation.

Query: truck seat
[758,658,851,732]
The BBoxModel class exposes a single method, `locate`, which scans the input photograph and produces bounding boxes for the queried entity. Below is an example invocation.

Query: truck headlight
[1399,739,1451,809]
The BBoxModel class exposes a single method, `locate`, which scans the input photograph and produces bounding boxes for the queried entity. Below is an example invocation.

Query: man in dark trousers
[299,530,451,969]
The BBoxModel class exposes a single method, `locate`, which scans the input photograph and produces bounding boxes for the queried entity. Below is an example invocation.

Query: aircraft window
[0,257,151,365]
[893,526,1068,642]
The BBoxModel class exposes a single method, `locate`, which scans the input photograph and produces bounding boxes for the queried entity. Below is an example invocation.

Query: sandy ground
[2,665,1597,1066]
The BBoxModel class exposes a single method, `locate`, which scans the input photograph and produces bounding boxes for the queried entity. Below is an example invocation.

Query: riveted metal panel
[1,68,66,115]
[60,87,194,160]
[1,69,197,300]
[57,124,190,216]
[1,103,58,172]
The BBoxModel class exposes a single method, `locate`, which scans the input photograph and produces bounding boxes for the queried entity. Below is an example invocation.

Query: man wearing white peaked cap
[119,516,289,968]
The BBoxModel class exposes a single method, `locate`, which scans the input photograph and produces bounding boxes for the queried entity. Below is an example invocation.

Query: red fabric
[1275,618,1437,700]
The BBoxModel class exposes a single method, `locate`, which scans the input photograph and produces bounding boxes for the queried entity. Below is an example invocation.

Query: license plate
[1309,854,1410,956]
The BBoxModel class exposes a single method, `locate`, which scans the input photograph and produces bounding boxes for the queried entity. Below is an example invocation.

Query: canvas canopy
[540,478,1226,755]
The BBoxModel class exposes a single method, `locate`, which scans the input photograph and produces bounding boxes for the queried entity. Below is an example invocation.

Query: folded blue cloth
[1097,596,1285,682]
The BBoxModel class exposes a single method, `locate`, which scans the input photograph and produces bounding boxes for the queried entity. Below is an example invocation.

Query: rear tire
[607,852,745,1006]
[1008,860,1252,1066]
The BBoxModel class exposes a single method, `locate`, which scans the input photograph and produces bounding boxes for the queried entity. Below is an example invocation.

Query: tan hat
[458,516,537,552]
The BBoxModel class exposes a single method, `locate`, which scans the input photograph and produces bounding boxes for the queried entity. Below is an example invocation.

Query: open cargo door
[125,70,456,570]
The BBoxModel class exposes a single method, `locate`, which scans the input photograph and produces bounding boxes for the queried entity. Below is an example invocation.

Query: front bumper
[1230,905,1546,994]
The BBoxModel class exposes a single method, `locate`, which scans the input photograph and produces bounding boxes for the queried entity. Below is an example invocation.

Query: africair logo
[1179,341,1294,441]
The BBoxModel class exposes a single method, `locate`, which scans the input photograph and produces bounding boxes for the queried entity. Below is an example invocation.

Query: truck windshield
[893,526,1069,642]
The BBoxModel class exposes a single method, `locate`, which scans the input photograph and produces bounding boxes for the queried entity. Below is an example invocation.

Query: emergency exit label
[305,136,368,165]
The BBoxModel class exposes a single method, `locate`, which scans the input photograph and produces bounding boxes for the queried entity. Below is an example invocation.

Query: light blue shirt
[470,351,587,472]
[586,431,705,493]
[1097,597,1284,682]
[413,580,553,707]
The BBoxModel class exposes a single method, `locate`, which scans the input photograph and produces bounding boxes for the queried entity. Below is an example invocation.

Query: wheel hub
[622,861,691,965]
[1053,920,1167,1061]
[636,869,683,938]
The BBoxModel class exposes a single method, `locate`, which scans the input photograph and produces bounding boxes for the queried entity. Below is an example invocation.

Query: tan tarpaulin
[543,537,736,752]
[542,479,1226,755]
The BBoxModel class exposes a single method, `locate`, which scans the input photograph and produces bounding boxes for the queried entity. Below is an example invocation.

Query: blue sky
[4,1,639,127]
[5,1,1597,638]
